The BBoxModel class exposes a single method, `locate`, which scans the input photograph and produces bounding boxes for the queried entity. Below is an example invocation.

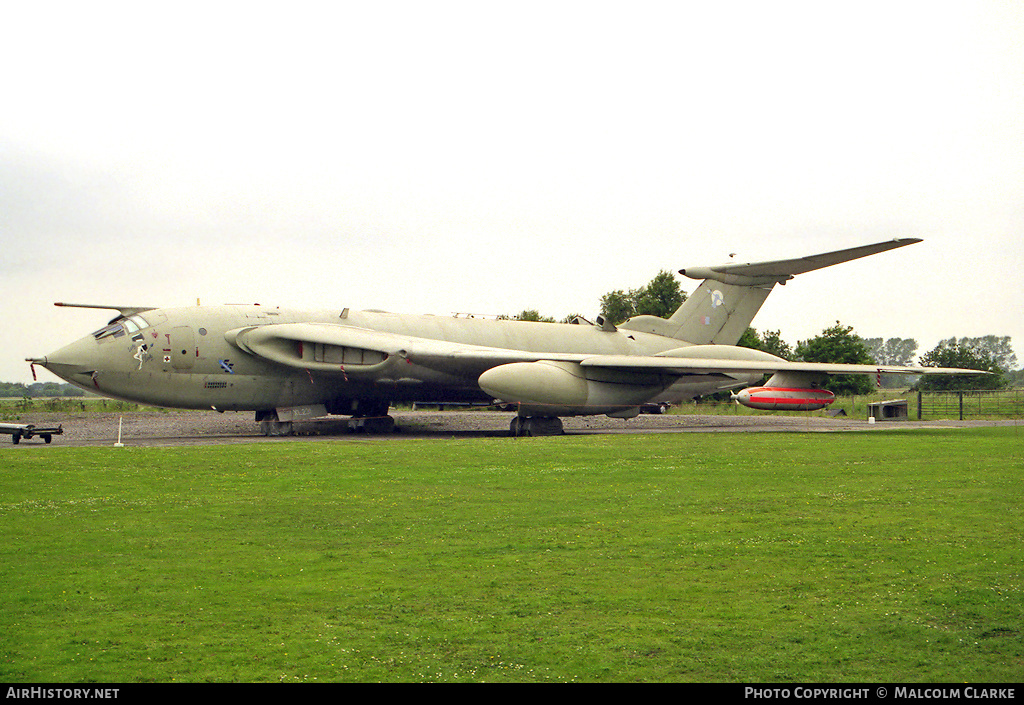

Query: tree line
[0,381,86,399]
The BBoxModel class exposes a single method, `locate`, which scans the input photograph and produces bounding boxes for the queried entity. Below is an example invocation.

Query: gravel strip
[2,409,1019,448]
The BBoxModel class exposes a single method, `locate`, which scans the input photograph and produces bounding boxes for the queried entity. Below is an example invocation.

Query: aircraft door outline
[171,326,196,371]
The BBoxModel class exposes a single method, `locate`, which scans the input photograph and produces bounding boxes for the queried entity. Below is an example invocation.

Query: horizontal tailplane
[621,238,921,345]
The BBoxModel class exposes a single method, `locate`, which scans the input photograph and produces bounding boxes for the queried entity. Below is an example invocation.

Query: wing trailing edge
[580,355,983,377]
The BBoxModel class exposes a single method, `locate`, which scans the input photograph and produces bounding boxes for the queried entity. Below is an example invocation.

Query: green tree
[863,337,918,366]
[0,382,29,398]
[0,381,83,398]
[915,339,1006,391]
[942,336,1016,372]
[863,337,919,388]
[634,271,686,319]
[738,327,792,360]
[600,271,686,325]
[513,310,555,323]
[794,322,875,395]
[598,290,636,325]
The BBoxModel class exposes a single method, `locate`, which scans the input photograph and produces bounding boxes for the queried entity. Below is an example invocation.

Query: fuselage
[38,304,761,417]
[34,240,935,426]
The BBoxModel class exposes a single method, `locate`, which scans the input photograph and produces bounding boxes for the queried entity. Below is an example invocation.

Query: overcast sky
[3,1,1022,384]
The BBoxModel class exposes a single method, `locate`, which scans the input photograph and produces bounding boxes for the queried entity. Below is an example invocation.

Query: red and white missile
[732,387,835,411]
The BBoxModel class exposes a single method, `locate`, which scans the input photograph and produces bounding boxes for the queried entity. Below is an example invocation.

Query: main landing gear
[350,414,396,434]
[509,416,564,437]
[258,412,293,437]
[256,405,398,437]
[348,399,396,435]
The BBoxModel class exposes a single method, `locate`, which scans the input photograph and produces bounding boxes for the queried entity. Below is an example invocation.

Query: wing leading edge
[579,355,981,377]
[230,322,984,380]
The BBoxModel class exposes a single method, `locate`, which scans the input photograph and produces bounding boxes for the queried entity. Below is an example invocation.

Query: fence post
[959,391,964,421]
[917,390,923,420]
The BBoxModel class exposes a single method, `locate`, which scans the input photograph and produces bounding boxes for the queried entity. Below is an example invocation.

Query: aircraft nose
[35,335,105,386]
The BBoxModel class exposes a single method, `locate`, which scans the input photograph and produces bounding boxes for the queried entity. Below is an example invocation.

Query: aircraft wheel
[43,434,52,444]
[509,417,525,437]
[510,416,564,437]
[530,417,564,436]
[260,419,293,436]
[355,415,396,434]
[357,399,391,418]
[12,432,20,445]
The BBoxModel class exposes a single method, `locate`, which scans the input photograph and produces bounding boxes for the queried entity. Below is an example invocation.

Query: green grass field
[1,429,1021,682]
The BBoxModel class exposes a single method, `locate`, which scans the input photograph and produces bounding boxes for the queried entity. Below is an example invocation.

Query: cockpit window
[93,322,126,340]
[93,314,151,341]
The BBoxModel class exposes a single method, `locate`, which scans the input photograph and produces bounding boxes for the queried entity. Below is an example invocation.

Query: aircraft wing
[579,356,980,377]
[228,322,589,376]
[229,322,983,379]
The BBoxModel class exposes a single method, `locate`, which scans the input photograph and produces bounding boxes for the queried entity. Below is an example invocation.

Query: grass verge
[1,428,1021,682]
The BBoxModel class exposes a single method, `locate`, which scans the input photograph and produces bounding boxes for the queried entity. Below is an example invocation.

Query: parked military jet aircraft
[31,238,981,436]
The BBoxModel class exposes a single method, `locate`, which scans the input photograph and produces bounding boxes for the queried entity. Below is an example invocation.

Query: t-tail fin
[619,238,921,345]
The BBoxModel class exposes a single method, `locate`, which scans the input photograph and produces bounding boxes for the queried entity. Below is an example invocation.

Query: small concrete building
[867,399,909,421]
